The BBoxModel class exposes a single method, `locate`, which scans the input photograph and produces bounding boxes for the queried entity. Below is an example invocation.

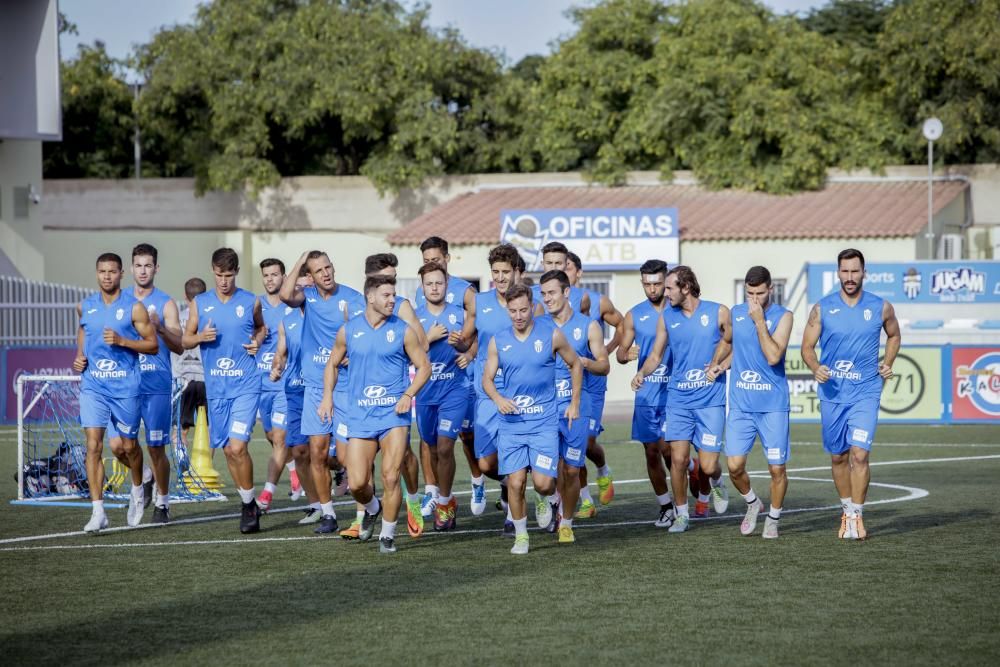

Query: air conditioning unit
[938,233,964,260]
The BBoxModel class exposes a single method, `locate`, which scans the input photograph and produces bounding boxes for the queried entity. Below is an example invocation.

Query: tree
[134,0,507,194]
[879,0,1000,165]
[43,43,136,179]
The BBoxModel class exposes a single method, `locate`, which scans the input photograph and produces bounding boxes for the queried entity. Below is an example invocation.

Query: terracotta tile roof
[387,180,968,245]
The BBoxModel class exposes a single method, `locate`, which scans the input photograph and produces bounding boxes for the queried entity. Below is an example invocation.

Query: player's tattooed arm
[584,319,610,376]
[73,305,87,373]
[601,297,625,355]
[270,322,287,382]
[553,328,583,426]
[616,311,636,365]
[156,298,185,355]
[801,304,829,383]
[457,285,477,346]
[243,298,266,356]
[880,300,901,380]
[399,324,431,414]
[706,304,732,381]
[318,327,347,423]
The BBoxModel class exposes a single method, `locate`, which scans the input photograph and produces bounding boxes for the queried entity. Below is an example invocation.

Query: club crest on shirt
[387,329,396,343]
[338,299,346,313]
[700,314,709,326]
[236,305,245,318]
[534,339,543,353]
[115,308,124,321]
[573,327,582,341]
[766,320,772,328]
[285,306,293,314]
[864,308,872,321]
[446,293,455,303]
[448,313,458,325]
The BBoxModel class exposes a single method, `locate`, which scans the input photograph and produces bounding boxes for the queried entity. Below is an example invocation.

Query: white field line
[4,451,987,551]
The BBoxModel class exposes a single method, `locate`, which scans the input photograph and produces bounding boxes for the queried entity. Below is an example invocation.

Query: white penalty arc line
[1,453,995,551]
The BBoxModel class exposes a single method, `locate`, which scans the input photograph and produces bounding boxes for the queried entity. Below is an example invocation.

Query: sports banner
[2,347,78,422]
[784,346,943,422]
[951,346,1000,421]
[500,208,679,271]
[807,261,1000,304]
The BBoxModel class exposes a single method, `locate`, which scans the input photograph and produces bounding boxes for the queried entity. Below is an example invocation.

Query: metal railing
[0,275,94,346]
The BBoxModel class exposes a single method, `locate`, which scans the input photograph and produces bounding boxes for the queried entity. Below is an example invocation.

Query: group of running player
[74,238,900,555]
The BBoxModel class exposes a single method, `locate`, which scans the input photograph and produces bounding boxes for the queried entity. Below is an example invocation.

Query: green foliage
[43,43,136,179]
[48,0,1000,194]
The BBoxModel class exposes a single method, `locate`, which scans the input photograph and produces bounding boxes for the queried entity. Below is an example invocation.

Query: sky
[59,0,825,77]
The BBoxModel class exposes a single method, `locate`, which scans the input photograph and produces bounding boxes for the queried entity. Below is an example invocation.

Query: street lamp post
[922,117,943,258]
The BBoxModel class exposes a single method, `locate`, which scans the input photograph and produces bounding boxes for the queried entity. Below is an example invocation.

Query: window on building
[734,278,787,306]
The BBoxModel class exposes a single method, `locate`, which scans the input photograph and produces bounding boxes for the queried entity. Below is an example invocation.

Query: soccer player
[802,248,900,540]
[319,274,431,554]
[414,236,485,516]
[634,265,731,533]
[182,248,267,534]
[708,266,792,538]
[107,244,184,524]
[483,283,583,555]
[565,251,622,516]
[616,259,675,527]
[539,270,609,544]
[269,268,322,524]
[473,243,522,532]
[174,278,207,447]
[256,258,289,511]
[279,250,365,534]
[413,262,471,531]
[535,242,588,313]
[75,252,159,532]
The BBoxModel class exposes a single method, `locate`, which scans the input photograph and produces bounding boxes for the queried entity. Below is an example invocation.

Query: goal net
[14,375,224,505]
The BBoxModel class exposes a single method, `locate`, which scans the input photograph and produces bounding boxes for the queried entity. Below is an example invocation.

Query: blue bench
[910,320,944,330]
[977,320,1000,330]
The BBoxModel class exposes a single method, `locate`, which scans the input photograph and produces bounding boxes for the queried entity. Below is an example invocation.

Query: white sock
[380,519,397,539]
[92,499,104,513]
[309,502,321,510]
[131,483,144,498]
[769,505,782,520]
[142,465,153,482]
[439,494,453,505]
[560,516,573,529]
[471,475,484,486]
[580,486,594,503]
[513,517,528,537]
[321,501,336,517]
[550,490,561,506]
[501,500,510,513]
[364,496,380,515]
[287,460,296,471]
[710,474,723,488]
[506,506,513,522]
[676,503,689,518]
[264,482,276,494]
[237,487,255,504]
[597,464,611,478]
[697,492,710,503]
[688,459,696,472]
[840,497,851,514]
[355,509,365,522]
[156,493,169,509]
[425,484,439,498]
[656,492,673,507]
[741,489,758,505]
[850,502,863,517]
[406,492,421,505]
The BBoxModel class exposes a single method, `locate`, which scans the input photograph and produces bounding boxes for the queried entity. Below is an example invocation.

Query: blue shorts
[632,403,665,443]
[257,390,281,432]
[473,398,500,459]
[301,386,334,437]
[821,398,879,455]
[559,414,589,468]
[334,400,350,448]
[460,387,476,434]
[106,392,171,445]
[273,391,308,447]
[349,404,410,440]
[349,423,408,442]
[498,421,559,478]
[207,393,259,449]
[587,391,606,438]
[81,391,140,439]
[663,405,726,452]
[416,392,466,445]
[724,408,790,464]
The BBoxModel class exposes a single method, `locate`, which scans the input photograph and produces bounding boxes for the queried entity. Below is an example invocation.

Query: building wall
[0,139,46,280]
